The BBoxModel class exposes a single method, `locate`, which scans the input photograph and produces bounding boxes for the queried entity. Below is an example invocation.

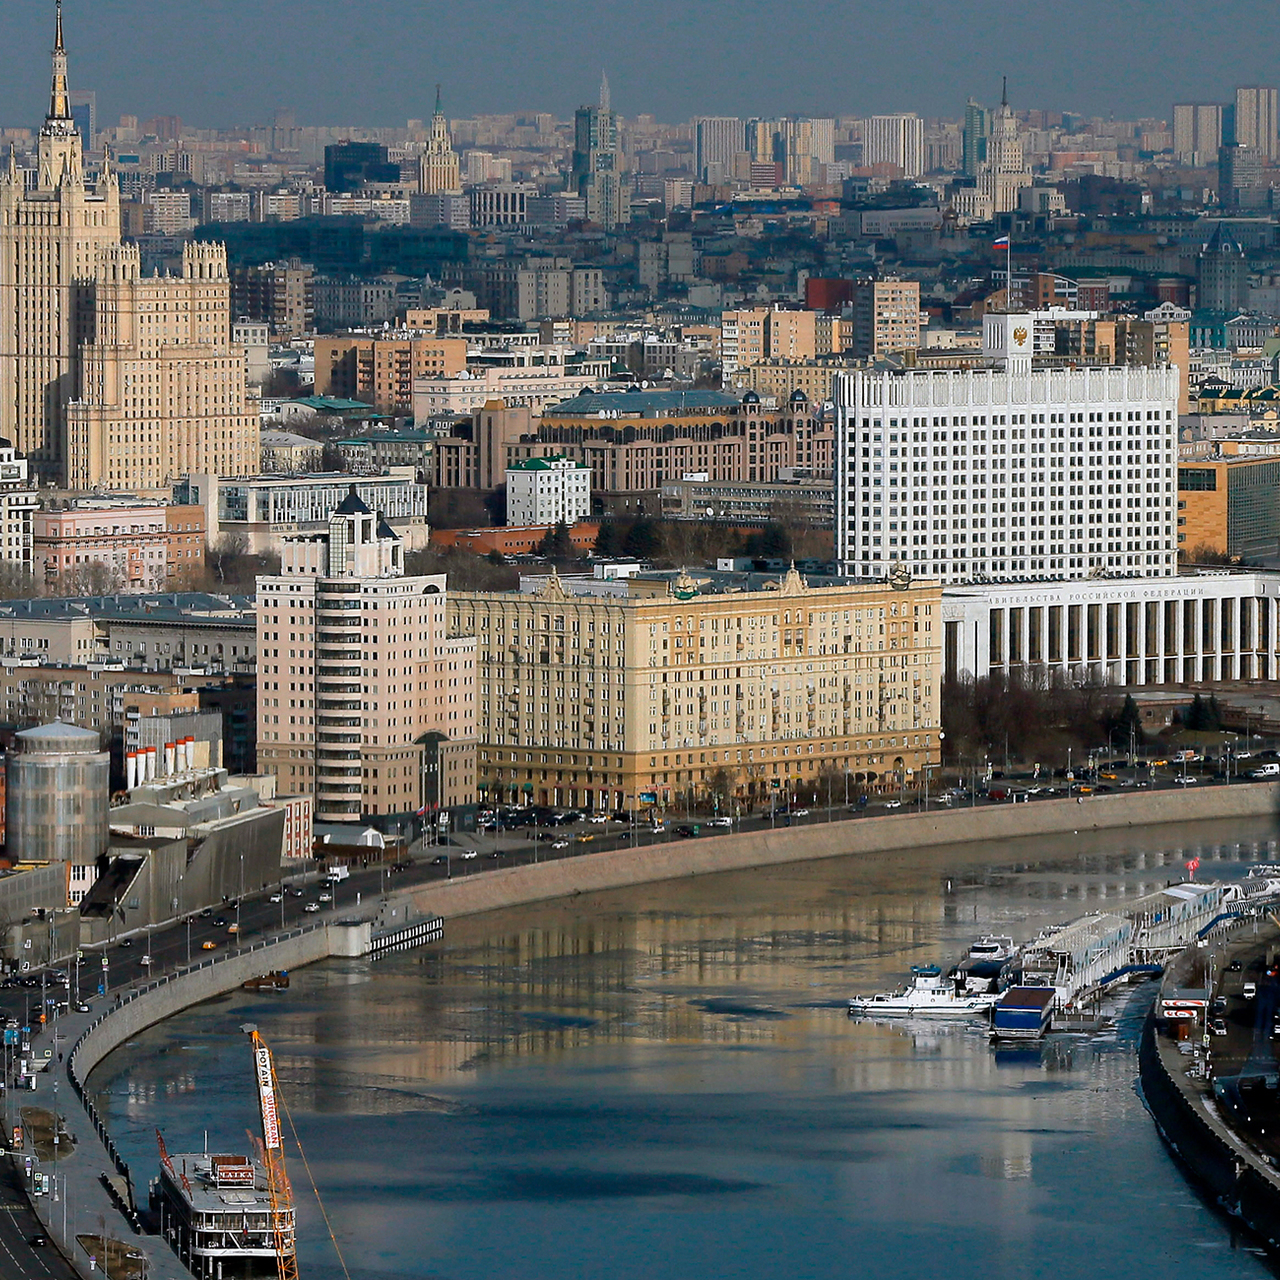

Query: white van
[1249,762,1280,778]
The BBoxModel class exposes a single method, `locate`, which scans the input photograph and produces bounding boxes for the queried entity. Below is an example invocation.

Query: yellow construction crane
[251,1030,299,1280]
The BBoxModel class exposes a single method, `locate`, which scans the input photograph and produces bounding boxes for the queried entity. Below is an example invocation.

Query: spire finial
[47,0,72,123]
[434,83,442,116]
[1001,75,1007,108]
[600,70,610,113]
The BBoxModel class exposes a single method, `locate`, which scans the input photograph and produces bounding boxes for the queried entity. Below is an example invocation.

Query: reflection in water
[93,820,1280,1280]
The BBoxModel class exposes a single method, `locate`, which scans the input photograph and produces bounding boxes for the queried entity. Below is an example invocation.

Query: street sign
[100,956,108,968]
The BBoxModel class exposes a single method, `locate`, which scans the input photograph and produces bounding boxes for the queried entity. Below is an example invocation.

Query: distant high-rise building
[982,81,1031,213]
[694,116,744,182]
[1198,222,1249,310]
[572,74,627,228]
[861,114,925,178]
[962,99,990,177]
[324,141,398,193]
[848,278,921,357]
[1218,144,1268,211]
[0,1,121,484]
[1173,102,1225,165]
[69,89,95,150]
[418,86,461,195]
[1234,86,1279,161]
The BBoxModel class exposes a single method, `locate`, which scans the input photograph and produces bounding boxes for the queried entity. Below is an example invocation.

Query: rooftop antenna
[600,71,611,113]
[1001,75,1008,108]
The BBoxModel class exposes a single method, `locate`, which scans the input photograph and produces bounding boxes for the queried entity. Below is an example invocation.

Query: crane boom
[155,1128,191,1195]
[251,1031,299,1280]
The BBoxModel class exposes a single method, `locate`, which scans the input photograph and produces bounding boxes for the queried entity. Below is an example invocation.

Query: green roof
[292,395,374,413]
[507,455,586,471]
[544,389,743,417]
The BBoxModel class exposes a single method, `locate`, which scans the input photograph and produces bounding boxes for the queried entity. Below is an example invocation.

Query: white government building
[834,312,1180,584]
[943,571,1280,686]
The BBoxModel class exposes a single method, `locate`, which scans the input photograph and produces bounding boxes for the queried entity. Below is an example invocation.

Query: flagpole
[1006,234,1012,308]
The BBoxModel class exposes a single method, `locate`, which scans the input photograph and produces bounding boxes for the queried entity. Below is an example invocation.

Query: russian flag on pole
[993,234,1010,249]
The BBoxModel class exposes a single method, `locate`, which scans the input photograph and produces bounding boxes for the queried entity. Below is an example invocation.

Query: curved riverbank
[40,782,1280,1278]
[1139,925,1280,1254]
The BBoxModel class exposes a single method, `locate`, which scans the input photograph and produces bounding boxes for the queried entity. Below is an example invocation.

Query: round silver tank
[7,721,109,864]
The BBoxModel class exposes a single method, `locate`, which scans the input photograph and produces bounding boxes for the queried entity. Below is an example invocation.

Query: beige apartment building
[848,278,922,357]
[314,334,469,413]
[721,308,822,374]
[257,489,476,822]
[451,568,942,814]
[66,241,259,490]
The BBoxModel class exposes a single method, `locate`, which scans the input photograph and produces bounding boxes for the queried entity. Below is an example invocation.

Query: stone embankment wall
[402,783,1280,923]
[1139,937,1280,1251]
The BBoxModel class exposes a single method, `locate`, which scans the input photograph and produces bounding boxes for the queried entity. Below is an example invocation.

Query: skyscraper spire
[1001,75,1007,109]
[48,0,72,124]
[434,83,442,117]
[600,71,610,113]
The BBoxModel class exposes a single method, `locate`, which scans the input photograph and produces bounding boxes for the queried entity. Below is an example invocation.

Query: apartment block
[314,334,468,413]
[1176,455,1280,561]
[230,259,314,339]
[506,456,591,526]
[35,504,169,591]
[452,567,942,813]
[849,279,922,357]
[256,488,476,822]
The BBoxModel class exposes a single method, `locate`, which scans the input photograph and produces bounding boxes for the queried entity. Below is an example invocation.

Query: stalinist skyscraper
[418,88,461,195]
[1,3,258,492]
[0,1,121,484]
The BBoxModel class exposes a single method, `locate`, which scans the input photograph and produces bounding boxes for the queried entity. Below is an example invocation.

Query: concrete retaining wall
[71,926,334,1086]
[401,782,1280,923]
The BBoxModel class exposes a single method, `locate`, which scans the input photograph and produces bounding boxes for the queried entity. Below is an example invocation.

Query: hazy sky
[0,0,1272,129]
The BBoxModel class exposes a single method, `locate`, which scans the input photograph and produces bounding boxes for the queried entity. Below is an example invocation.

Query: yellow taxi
[201,940,217,951]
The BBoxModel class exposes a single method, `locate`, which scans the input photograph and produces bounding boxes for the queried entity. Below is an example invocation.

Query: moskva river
[94,818,1280,1280]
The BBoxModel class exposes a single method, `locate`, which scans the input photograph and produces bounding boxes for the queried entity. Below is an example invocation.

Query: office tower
[1218,144,1267,211]
[833,311,1179,583]
[323,141,398,193]
[962,100,990,177]
[419,86,461,194]
[982,81,1030,213]
[694,117,744,182]
[1234,86,1279,161]
[572,74,627,229]
[453,568,941,814]
[1197,223,1249,310]
[69,89,95,150]
[1173,103,1225,165]
[256,490,477,822]
[66,241,260,490]
[861,114,925,178]
[0,2,121,484]
[848,278,921,357]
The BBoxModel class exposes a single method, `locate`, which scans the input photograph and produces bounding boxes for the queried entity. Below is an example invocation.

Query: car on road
[551,839,569,850]
[201,941,217,951]
[212,917,228,927]
[708,817,734,828]
[29,1233,47,1247]
[199,907,213,917]
[431,854,449,866]
[575,833,595,843]
[588,813,609,824]
[303,903,321,913]
[227,923,240,933]
[790,808,811,817]
[269,893,283,903]
[1175,775,1199,785]
[457,850,479,860]
[1229,959,1243,972]
[674,825,700,838]
[883,799,902,809]
[286,888,304,898]
[119,938,133,948]
[317,892,333,903]
[1244,981,1258,999]
[74,1002,90,1013]
[1210,1018,1229,1036]
[140,955,152,966]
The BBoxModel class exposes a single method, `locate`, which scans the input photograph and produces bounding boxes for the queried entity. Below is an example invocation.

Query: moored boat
[848,965,999,1019]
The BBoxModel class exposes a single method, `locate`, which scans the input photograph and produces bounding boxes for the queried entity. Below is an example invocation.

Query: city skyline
[0,0,1277,130]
